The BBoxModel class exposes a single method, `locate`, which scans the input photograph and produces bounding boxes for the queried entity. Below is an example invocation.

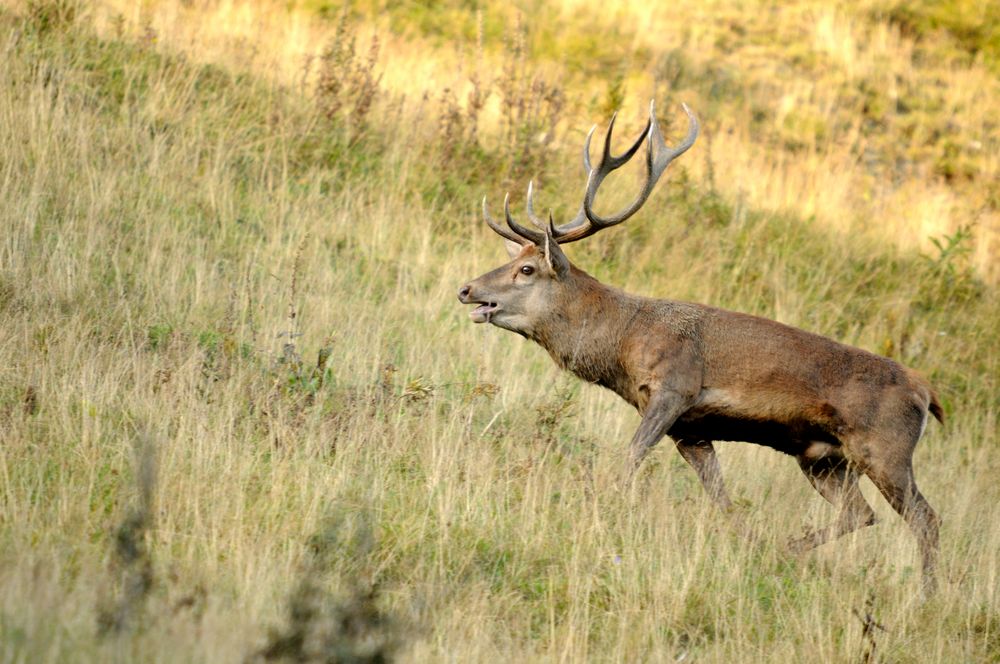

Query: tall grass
[0,1,997,662]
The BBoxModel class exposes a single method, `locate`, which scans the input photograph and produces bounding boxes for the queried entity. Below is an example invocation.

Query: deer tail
[906,367,945,425]
[929,391,945,424]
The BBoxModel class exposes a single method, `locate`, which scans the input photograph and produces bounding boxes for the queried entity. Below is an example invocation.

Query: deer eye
[520,265,534,276]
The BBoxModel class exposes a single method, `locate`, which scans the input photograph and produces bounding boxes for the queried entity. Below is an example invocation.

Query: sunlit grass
[0,1,997,661]
[87,0,999,287]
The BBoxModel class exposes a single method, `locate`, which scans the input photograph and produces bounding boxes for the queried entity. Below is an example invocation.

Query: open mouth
[469,301,499,323]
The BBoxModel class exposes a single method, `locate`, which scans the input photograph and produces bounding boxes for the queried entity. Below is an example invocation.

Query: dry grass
[0,0,998,662]
[91,0,1000,283]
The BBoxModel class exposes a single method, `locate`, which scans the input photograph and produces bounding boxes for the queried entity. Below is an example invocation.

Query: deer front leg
[624,390,689,488]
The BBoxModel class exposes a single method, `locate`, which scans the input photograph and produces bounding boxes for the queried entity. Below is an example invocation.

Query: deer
[457,101,944,594]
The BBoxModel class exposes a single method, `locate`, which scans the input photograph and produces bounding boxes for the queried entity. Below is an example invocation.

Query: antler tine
[551,101,698,244]
[648,101,700,173]
[581,125,597,173]
[483,196,528,245]
[597,111,652,172]
[504,191,546,245]
[525,181,547,231]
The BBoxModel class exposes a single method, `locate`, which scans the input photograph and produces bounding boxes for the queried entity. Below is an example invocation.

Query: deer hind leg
[788,451,877,554]
[864,457,940,596]
[675,439,733,511]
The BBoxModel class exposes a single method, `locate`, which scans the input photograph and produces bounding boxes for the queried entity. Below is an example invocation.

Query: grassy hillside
[0,1,998,661]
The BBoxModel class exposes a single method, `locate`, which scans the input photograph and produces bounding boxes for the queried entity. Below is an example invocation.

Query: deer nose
[458,284,472,302]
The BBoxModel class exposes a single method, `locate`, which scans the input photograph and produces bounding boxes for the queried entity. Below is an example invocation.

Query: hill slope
[1,2,998,661]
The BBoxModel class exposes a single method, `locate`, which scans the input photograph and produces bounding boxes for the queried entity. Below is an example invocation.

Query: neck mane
[529,267,641,391]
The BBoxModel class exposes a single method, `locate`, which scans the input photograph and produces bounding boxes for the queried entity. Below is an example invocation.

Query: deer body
[459,102,942,594]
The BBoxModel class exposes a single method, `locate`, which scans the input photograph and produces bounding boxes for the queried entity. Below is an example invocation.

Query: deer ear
[543,233,570,278]
[503,239,522,259]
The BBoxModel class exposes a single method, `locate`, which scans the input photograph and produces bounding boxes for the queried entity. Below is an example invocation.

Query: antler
[482,101,698,247]
[523,101,699,244]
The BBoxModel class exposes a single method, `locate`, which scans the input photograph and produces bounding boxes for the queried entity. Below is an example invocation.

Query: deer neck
[529,268,639,388]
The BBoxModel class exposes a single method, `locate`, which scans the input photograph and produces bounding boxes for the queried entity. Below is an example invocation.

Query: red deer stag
[458,101,943,594]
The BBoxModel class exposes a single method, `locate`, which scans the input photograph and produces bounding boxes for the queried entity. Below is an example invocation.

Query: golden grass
[87,0,1000,285]
[0,0,998,661]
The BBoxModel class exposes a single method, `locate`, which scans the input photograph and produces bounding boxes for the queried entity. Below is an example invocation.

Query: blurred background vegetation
[1,0,998,661]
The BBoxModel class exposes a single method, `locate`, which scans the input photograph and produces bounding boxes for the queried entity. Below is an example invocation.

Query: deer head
[458,101,699,337]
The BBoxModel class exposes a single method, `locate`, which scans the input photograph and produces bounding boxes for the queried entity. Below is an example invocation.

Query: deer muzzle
[458,284,499,324]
